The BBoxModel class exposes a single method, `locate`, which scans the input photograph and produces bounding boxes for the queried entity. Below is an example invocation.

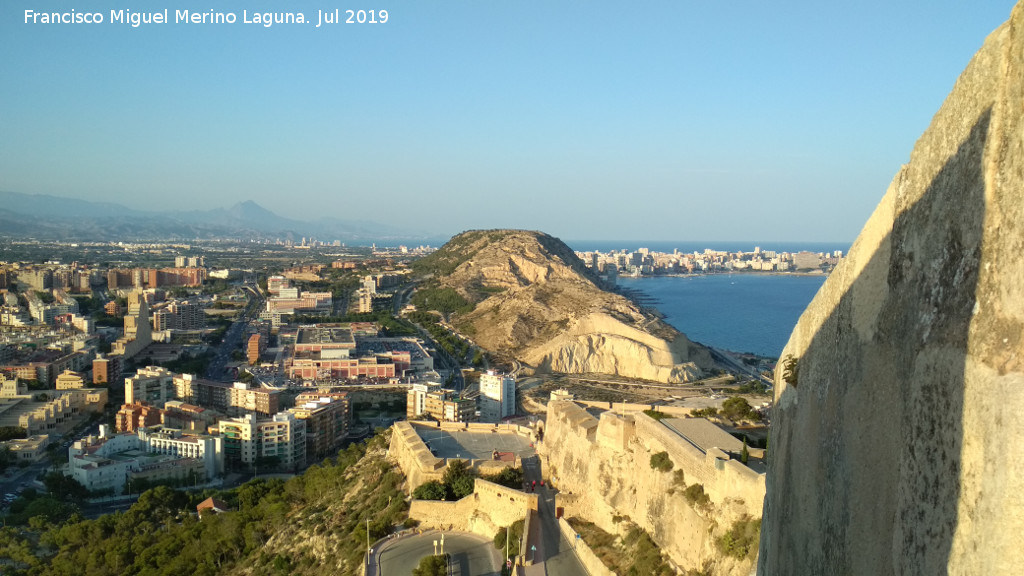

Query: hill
[413,229,713,383]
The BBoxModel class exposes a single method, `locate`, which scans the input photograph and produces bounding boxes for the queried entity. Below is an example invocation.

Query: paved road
[521,456,589,576]
[371,531,501,576]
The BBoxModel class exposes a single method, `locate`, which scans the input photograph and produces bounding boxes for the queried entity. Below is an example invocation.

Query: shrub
[716,515,762,559]
[412,480,446,501]
[643,409,668,421]
[483,467,524,490]
[492,519,525,557]
[690,407,718,418]
[782,355,799,386]
[683,483,710,509]
[649,451,673,472]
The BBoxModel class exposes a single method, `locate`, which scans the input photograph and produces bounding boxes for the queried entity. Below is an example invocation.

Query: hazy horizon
[1,1,1016,242]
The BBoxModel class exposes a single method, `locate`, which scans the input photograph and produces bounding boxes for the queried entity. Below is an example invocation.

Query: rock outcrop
[759,4,1024,574]
[416,230,712,383]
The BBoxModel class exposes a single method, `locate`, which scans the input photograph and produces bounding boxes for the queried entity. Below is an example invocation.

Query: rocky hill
[413,229,712,383]
[759,3,1024,575]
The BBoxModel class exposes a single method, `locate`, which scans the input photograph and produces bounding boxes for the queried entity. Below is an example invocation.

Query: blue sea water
[616,274,828,358]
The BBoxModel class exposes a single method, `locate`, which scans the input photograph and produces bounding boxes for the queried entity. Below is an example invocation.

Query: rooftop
[296,326,354,347]
[661,417,743,455]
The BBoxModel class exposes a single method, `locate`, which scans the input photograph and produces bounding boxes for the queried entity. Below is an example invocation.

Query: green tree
[740,437,750,464]
[442,460,476,500]
[492,519,525,558]
[483,467,524,490]
[412,554,448,576]
[412,481,447,501]
[0,426,27,442]
[720,397,760,422]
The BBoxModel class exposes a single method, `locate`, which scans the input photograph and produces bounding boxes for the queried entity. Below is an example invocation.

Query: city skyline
[1,1,1016,242]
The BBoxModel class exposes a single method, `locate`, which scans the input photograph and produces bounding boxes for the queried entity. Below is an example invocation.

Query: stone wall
[759,4,1024,574]
[409,478,537,539]
[541,400,763,575]
[389,421,534,489]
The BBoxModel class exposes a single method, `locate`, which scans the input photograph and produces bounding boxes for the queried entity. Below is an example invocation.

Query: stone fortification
[388,421,533,489]
[759,3,1024,575]
[409,478,538,539]
[542,401,764,575]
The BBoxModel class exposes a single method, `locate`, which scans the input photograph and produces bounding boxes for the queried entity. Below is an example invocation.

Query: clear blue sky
[0,1,1017,243]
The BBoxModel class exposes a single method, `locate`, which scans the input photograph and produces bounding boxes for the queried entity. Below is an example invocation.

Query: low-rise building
[68,426,223,495]
[407,382,476,423]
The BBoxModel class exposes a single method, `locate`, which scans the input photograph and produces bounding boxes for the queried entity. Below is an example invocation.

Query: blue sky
[0,1,1016,242]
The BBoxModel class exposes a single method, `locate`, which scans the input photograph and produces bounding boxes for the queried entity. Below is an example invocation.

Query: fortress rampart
[542,400,764,575]
[409,478,537,539]
[388,420,534,489]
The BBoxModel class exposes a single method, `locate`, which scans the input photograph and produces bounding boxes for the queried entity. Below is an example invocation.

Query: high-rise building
[290,393,350,461]
[479,371,516,422]
[92,354,122,386]
[125,366,176,406]
[217,413,305,470]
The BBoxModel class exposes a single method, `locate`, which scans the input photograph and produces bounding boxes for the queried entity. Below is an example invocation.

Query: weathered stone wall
[759,3,1024,574]
[409,479,538,539]
[542,401,764,575]
[389,421,534,489]
[388,421,445,488]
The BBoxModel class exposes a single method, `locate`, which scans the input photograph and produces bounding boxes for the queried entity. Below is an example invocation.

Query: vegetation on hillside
[0,430,408,576]
[568,517,674,576]
[410,230,498,278]
[716,515,762,559]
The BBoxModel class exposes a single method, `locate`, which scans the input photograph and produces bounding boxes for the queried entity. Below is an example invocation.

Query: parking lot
[412,425,536,460]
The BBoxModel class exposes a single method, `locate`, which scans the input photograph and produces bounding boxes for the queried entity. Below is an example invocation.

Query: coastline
[617,270,828,280]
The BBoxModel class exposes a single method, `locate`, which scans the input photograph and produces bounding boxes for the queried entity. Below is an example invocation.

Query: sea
[566,241,849,358]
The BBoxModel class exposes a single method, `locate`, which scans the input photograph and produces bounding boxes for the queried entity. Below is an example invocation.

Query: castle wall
[542,400,764,575]
[409,479,537,539]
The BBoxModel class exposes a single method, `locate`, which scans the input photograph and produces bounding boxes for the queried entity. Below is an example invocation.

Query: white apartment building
[479,370,516,422]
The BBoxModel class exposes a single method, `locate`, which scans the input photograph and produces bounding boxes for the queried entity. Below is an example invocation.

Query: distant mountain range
[0,191,444,244]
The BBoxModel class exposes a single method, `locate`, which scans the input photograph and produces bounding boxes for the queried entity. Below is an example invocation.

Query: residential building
[68,426,223,495]
[92,354,122,386]
[479,370,516,422]
[289,392,350,461]
[407,382,475,423]
[247,333,265,364]
[125,366,176,407]
[55,369,86,390]
[217,412,306,470]
[116,402,163,432]
[172,373,280,416]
